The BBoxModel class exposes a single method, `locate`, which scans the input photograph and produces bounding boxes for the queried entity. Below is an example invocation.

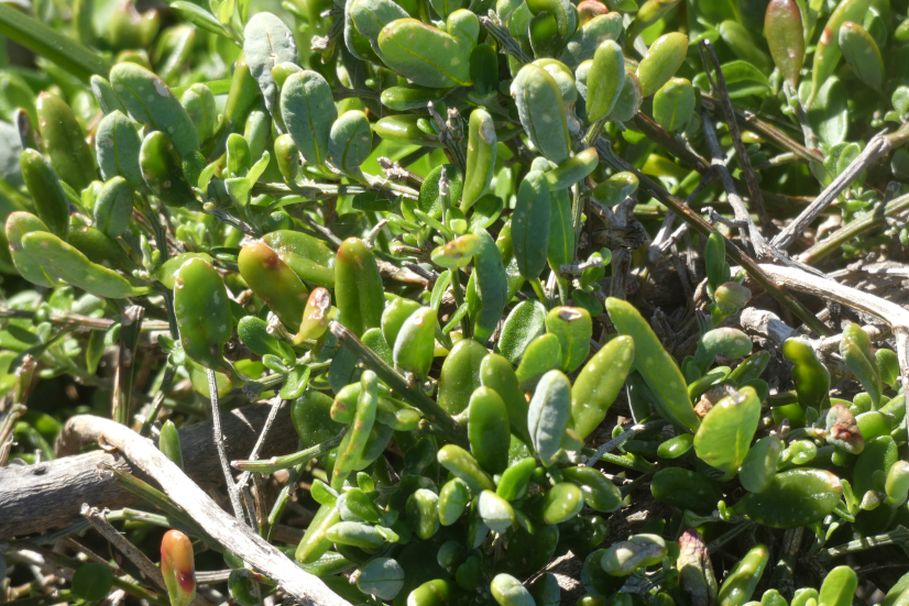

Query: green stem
[329,321,467,445]
[233,435,342,474]
[449,267,471,338]
[824,527,909,558]
[800,191,909,264]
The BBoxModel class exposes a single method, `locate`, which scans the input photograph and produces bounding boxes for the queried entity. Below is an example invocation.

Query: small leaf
[377,18,472,88]
[764,0,805,86]
[357,557,405,600]
[693,387,761,478]
[636,32,689,97]
[527,369,571,463]
[281,70,337,165]
[243,12,297,116]
[110,62,199,158]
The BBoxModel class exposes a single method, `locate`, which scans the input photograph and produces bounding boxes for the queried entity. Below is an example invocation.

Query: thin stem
[206,368,246,524]
[594,137,830,335]
[265,463,306,540]
[799,191,909,264]
[449,267,471,337]
[329,321,467,445]
[700,110,766,254]
[585,420,665,466]
[700,94,822,163]
[139,365,177,436]
[0,306,169,332]
[479,14,530,63]
[700,40,769,228]
[80,504,166,592]
[232,435,342,474]
[824,527,909,558]
[772,123,909,250]
[111,305,144,427]
[235,396,286,491]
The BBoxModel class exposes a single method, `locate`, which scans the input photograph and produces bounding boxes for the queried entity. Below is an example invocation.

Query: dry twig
[58,415,350,606]
[757,264,909,437]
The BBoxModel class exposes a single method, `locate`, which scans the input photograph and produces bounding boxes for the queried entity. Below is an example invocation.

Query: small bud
[161,529,196,606]
[714,281,751,314]
[860,490,882,511]
[295,287,332,344]
[824,403,864,455]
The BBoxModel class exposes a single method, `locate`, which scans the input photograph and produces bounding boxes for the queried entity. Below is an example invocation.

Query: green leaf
[0,4,110,81]
[527,369,571,463]
[693,386,761,478]
[243,12,297,116]
[357,557,405,600]
[734,468,843,528]
[110,63,199,159]
[281,70,337,165]
[377,18,472,88]
[498,300,547,365]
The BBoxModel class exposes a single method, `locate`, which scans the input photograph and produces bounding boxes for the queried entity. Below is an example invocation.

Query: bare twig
[235,396,285,491]
[772,124,909,250]
[701,110,767,255]
[799,191,909,264]
[700,40,769,228]
[205,369,246,525]
[594,137,829,335]
[58,415,351,606]
[80,504,165,592]
[757,264,909,438]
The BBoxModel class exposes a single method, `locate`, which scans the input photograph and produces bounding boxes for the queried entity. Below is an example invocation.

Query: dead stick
[701,40,769,228]
[57,415,350,606]
[757,263,909,439]
[0,404,298,540]
[205,368,246,524]
[772,123,909,250]
[80,504,166,592]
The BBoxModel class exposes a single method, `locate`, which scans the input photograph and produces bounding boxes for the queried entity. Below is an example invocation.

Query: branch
[757,263,909,437]
[329,321,467,445]
[0,404,298,540]
[798,191,909,265]
[772,124,909,251]
[594,137,830,335]
[56,415,350,606]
